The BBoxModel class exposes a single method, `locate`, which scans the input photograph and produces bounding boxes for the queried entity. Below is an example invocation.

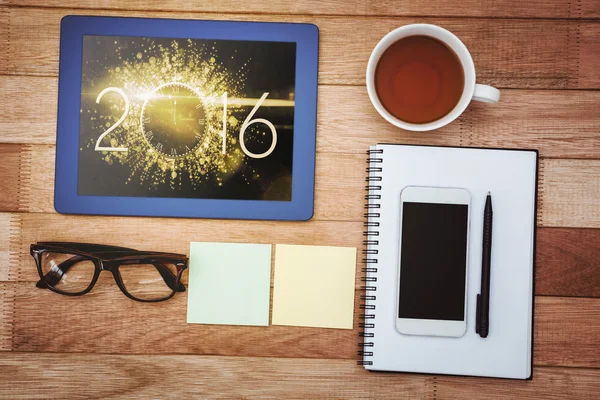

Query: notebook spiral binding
[358,148,383,366]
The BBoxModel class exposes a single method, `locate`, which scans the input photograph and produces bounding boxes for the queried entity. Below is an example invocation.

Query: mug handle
[473,84,500,103]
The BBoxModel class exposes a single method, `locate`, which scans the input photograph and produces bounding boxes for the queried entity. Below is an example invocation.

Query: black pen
[476,192,493,338]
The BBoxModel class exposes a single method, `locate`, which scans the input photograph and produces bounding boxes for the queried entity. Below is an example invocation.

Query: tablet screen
[78,35,296,201]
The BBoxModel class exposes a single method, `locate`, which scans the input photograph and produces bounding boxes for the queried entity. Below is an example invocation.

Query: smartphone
[396,186,471,337]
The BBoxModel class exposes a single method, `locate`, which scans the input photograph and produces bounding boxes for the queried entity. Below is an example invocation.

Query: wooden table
[1,1,599,398]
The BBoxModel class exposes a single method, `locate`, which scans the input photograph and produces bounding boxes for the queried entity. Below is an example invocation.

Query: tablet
[55,16,319,220]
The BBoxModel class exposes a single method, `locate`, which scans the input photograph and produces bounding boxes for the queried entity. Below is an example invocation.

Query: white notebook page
[364,144,537,379]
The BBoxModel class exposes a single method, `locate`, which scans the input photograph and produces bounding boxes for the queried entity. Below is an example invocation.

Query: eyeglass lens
[40,252,95,294]
[119,262,179,300]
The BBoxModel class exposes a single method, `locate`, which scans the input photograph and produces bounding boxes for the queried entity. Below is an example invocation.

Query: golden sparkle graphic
[81,37,280,190]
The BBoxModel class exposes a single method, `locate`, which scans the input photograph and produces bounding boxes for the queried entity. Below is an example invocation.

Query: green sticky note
[186,242,272,326]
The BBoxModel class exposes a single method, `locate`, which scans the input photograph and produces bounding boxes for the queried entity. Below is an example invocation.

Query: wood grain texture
[578,21,600,90]
[0,7,7,75]
[3,75,600,159]
[534,297,600,368]
[1,144,600,228]
[0,284,14,351]
[1,1,599,395]
[433,367,600,400]
[3,7,600,88]
[1,354,418,399]
[6,0,600,19]
[4,280,360,359]
[7,353,422,399]
[536,228,600,297]
[0,213,14,350]
[1,211,599,298]
[5,213,364,283]
[319,87,600,158]
[540,159,600,228]
[0,244,14,350]
[0,144,49,214]
[0,76,57,144]
[0,144,26,212]
[1,211,599,299]
[0,280,598,367]
[1,354,600,400]
[0,213,14,282]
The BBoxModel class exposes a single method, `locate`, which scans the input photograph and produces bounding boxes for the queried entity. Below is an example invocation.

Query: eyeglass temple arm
[36,256,185,292]
[152,263,186,292]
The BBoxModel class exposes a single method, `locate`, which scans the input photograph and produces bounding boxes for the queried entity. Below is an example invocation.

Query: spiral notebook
[359,144,538,380]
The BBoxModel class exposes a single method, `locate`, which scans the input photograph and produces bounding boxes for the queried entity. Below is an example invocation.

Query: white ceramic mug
[366,24,500,132]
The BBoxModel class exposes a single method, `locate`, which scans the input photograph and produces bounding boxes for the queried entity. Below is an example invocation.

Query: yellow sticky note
[272,244,357,329]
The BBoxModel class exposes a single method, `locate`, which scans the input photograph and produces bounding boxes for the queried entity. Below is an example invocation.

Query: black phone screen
[398,202,469,321]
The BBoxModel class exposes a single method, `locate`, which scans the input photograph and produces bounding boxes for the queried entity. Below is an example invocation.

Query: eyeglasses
[31,242,188,302]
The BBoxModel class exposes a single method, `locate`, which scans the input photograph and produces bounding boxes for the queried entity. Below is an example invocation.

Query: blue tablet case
[55,16,319,220]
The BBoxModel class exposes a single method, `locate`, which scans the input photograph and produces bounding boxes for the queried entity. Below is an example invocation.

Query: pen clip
[475,294,481,334]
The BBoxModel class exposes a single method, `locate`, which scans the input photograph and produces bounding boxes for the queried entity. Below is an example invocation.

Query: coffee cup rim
[366,24,476,132]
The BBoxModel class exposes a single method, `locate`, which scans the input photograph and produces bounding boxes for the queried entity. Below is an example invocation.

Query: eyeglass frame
[30,242,188,302]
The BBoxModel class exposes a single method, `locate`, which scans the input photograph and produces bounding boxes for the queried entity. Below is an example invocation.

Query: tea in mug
[375,35,464,124]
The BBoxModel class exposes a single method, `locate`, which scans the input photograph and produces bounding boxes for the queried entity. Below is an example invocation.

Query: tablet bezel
[55,15,318,220]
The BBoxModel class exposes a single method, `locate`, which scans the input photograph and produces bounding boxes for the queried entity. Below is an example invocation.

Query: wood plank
[433,367,600,400]
[0,144,26,212]
[0,287,13,351]
[2,280,361,360]
[0,283,597,367]
[0,7,8,74]
[0,353,425,399]
[579,21,600,93]
[2,211,600,298]
[536,228,600,297]
[0,354,599,400]
[7,0,600,19]
[581,0,600,19]
[540,158,600,228]
[534,297,600,368]
[0,212,12,351]
[4,7,600,88]
[1,144,600,228]
[3,76,600,160]
[0,260,13,350]
[0,144,52,214]
[0,76,56,144]
[0,213,15,282]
